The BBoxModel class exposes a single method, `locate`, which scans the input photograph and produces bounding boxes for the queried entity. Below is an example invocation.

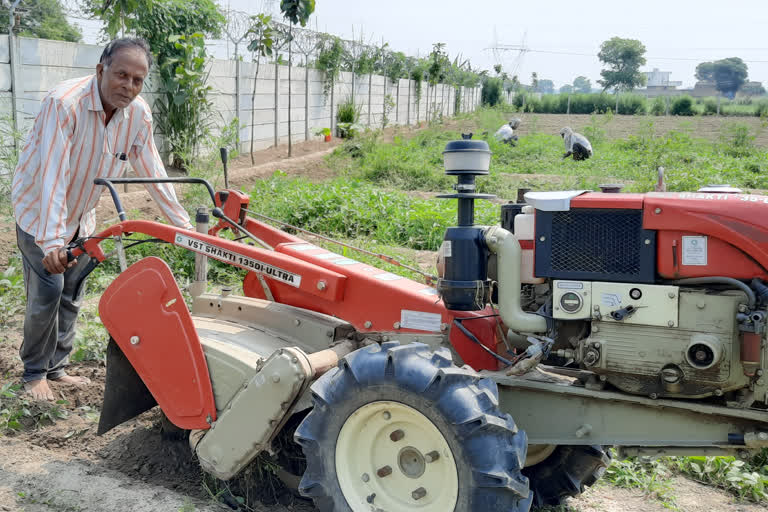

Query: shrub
[336,97,360,124]
[755,99,768,118]
[703,98,718,115]
[671,96,695,116]
[650,96,666,116]
[482,77,503,107]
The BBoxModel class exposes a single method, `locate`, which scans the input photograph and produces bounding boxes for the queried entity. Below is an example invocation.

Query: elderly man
[11,38,192,400]
[560,126,593,161]
[494,118,522,145]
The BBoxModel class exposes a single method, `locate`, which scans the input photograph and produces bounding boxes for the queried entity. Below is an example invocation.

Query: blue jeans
[16,225,90,382]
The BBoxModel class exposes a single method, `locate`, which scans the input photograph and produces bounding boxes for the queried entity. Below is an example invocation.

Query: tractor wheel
[295,342,532,512]
[523,445,611,507]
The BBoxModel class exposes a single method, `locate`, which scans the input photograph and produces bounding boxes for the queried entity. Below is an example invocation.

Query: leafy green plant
[313,127,331,137]
[71,305,110,363]
[674,456,768,502]
[315,34,344,101]
[0,264,25,324]
[0,381,68,435]
[152,33,214,170]
[336,97,360,125]
[604,455,679,509]
[246,13,275,165]
[671,96,695,116]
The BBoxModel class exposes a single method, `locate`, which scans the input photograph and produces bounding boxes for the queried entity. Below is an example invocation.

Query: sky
[75,0,768,90]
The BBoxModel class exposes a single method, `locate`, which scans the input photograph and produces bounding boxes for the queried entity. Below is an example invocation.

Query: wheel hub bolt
[376,465,392,478]
[361,473,370,482]
[390,429,405,442]
[382,411,391,420]
[411,487,427,500]
[424,451,440,463]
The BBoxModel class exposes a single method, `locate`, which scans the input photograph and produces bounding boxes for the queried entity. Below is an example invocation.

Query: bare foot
[50,374,91,387]
[24,379,55,401]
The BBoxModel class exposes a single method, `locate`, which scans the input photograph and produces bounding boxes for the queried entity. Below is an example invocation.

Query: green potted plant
[314,127,332,142]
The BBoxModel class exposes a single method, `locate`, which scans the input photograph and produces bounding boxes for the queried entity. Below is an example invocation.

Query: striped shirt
[12,74,191,255]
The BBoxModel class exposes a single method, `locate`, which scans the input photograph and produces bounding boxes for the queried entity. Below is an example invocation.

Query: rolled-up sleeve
[37,97,74,254]
[129,111,192,229]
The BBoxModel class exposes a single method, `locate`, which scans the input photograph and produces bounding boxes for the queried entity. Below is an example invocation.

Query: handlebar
[94,177,217,222]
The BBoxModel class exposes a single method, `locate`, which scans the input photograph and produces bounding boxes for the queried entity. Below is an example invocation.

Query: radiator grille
[535,208,656,283]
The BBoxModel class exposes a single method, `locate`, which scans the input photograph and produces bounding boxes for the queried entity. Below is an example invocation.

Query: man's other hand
[42,248,75,274]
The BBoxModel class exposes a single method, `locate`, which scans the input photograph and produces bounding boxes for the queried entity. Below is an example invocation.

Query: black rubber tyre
[523,445,611,508]
[295,342,533,512]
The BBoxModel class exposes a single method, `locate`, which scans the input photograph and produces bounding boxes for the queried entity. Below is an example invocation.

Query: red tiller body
[561,191,768,281]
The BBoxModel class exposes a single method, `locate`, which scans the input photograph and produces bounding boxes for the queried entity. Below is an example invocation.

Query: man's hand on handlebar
[42,248,76,274]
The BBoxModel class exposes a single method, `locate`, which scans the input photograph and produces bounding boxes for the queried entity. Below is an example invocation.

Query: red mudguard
[99,257,216,429]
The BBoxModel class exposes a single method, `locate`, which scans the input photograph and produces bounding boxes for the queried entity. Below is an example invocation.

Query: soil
[2,119,767,512]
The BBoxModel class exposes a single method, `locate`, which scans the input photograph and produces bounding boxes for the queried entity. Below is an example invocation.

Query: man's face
[96,47,149,111]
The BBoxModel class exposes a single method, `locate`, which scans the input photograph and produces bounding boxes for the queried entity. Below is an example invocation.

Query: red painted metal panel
[99,257,216,429]
[644,192,768,278]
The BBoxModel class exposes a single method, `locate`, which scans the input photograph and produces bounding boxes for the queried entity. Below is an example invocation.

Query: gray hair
[99,38,153,70]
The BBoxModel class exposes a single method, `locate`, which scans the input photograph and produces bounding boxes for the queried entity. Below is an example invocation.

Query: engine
[437,139,768,408]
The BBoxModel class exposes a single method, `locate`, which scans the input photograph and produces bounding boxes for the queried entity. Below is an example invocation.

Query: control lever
[609,305,645,321]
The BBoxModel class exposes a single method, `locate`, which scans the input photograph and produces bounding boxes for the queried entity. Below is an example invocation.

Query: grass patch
[0,380,69,435]
[0,260,25,324]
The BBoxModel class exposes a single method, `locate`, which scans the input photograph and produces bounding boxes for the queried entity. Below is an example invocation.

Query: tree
[598,37,647,92]
[530,71,538,92]
[573,76,591,94]
[279,0,315,157]
[537,79,554,94]
[559,84,573,94]
[0,0,81,42]
[246,13,274,165]
[493,63,502,76]
[696,57,748,99]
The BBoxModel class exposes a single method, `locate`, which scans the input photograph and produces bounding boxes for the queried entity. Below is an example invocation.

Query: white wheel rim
[336,400,459,511]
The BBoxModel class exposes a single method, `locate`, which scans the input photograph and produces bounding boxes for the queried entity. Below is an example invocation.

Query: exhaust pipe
[484,225,547,334]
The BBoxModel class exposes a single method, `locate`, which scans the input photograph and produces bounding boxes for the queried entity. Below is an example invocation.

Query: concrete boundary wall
[0,35,482,161]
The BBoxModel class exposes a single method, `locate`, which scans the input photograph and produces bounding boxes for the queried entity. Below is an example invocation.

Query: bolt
[575,424,592,438]
[411,487,427,501]
[490,236,498,245]
[376,465,393,478]
[654,208,662,214]
[382,411,391,420]
[292,356,298,363]
[425,451,440,463]
[317,280,327,291]
[592,342,601,349]
[738,450,750,460]
[361,473,370,483]
[272,374,281,383]
[668,320,675,327]
[739,304,749,313]
[759,432,768,441]
[393,322,401,329]
[599,375,607,382]
[366,493,376,504]
[294,319,301,326]
[390,429,405,442]
[645,239,651,245]
[440,323,448,331]
[130,336,140,345]
[668,292,676,299]
[697,302,706,310]
[714,389,723,397]
[539,236,546,242]
[364,321,372,329]
[650,392,659,399]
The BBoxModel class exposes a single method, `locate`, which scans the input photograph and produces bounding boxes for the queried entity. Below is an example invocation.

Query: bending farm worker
[494,118,522,145]
[560,126,593,160]
[11,38,192,401]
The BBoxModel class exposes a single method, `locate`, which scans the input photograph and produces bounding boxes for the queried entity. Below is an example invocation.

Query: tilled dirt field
[2,122,768,511]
